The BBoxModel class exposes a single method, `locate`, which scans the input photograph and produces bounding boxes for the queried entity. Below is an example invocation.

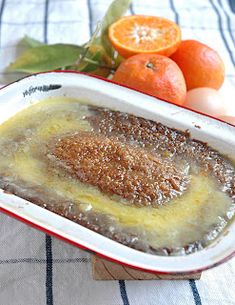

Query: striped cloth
[0,1,234,305]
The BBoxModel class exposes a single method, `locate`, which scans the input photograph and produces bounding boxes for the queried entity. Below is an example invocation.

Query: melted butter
[0,96,233,254]
[12,154,231,248]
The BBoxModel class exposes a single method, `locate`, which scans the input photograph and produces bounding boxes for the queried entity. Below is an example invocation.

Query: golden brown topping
[49,132,188,206]
[88,109,235,199]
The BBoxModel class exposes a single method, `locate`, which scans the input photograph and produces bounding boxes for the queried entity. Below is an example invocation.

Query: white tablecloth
[0,1,234,305]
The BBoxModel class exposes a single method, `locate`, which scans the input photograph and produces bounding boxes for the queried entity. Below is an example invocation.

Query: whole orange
[170,40,225,90]
[112,54,186,105]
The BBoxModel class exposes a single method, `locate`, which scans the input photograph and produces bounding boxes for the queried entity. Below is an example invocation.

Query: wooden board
[92,255,201,280]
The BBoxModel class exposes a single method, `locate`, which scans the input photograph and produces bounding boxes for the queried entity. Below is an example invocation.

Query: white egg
[218,115,235,126]
[184,88,225,117]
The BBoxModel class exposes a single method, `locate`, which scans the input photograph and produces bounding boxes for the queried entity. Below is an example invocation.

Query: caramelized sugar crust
[51,132,189,206]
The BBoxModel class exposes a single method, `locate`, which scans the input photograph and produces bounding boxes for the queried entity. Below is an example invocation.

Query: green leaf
[79,50,103,72]
[21,36,44,48]
[7,0,131,76]
[100,0,132,55]
[100,0,132,34]
[8,44,84,73]
[84,22,102,49]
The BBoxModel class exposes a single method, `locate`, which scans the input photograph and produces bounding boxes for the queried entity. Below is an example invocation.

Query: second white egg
[184,87,225,117]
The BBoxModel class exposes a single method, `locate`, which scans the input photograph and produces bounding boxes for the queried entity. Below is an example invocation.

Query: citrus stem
[82,57,117,70]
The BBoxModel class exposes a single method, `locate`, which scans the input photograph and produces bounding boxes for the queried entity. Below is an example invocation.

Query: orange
[109,15,181,58]
[112,54,187,105]
[170,40,225,90]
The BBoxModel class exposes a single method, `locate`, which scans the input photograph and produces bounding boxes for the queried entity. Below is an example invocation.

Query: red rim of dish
[0,70,234,275]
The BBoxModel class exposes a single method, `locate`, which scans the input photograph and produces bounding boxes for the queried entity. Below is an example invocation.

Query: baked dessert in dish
[0,97,234,255]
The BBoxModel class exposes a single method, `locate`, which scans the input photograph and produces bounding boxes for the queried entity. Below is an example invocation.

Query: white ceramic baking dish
[0,71,234,274]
